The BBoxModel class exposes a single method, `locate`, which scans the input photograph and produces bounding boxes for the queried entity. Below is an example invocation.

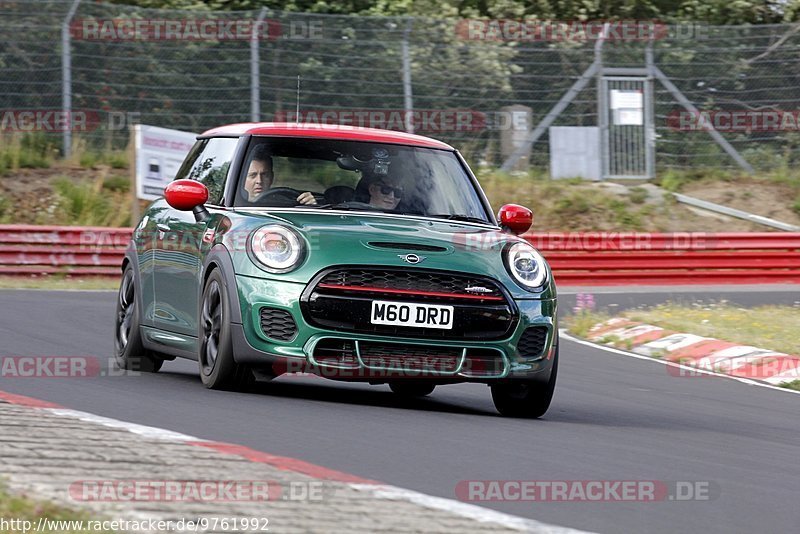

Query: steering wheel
[251,187,304,207]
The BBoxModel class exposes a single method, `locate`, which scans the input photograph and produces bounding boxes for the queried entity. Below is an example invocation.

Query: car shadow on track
[155,369,498,417]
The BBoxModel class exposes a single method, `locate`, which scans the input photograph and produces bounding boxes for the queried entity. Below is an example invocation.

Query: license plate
[370,300,454,330]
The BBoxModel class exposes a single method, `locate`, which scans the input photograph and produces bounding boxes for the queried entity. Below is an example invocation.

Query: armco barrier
[0,225,799,285]
[527,232,800,285]
[0,225,129,277]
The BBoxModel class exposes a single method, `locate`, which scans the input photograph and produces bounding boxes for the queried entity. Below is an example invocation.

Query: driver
[243,145,317,205]
[364,174,404,210]
[356,175,405,210]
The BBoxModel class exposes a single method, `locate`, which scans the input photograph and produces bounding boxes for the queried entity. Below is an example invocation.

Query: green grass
[625,302,800,356]
[77,150,129,170]
[654,166,800,193]
[563,309,611,338]
[477,169,661,231]
[51,177,131,227]
[2,144,799,229]
[780,379,800,392]
[0,194,10,223]
[628,186,648,204]
[0,133,58,175]
[0,483,116,533]
[101,175,131,193]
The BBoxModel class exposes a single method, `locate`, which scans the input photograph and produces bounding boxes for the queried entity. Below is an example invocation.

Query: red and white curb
[582,318,800,386]
[0,390,586,534]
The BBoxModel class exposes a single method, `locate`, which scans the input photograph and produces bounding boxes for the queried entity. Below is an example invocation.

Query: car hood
[221,209,554,299]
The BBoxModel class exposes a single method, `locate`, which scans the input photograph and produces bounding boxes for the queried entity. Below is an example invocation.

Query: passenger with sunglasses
[367,178,404,210]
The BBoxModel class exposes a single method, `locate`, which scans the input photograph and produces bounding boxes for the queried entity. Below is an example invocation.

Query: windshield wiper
[428,214,491,225]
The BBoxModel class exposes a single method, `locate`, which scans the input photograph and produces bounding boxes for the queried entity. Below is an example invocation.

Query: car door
[152,136,239,336]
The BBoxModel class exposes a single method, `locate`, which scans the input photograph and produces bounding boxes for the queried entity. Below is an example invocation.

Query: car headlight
[504,242,547,289]
[250,225,304,273]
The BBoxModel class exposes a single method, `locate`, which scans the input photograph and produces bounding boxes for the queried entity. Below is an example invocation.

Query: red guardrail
[523,232,800,285]
[0,225,798,285]
[0,225,129,276]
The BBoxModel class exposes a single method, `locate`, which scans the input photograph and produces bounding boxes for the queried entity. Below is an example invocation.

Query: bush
[78,150,129,170]
[628,186,648,204]
[102,175,131,192]
[79,152,100,169]
[657,170,689,192]
[52,177,131,227]
[0,195,9,223]
[18,133,57,168]
[107,151,129,169]
[0,133,57,173]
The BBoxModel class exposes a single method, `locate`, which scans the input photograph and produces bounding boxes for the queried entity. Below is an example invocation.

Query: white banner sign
[610,90,643,110]
[134,124,198,200]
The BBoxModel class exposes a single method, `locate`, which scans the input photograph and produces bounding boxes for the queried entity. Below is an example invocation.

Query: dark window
[175,138,238,205]
[233,137,489,222]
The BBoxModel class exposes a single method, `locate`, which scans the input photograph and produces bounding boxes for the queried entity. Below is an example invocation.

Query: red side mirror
[164,179,208,211]
[498,204,533,235]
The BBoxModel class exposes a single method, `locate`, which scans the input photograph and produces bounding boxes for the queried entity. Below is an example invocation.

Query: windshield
[233,137,491,223]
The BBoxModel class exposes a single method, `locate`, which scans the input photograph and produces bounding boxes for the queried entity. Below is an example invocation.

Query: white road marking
[46,409,206,442]
[560,329,800,396]
[349,484,591,533]
[35,406,586,533]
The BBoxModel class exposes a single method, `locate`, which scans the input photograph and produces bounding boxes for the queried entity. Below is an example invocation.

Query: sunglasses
[376,183,404,198]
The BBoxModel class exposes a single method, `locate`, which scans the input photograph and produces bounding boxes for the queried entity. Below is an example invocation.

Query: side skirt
[141,326,198,361]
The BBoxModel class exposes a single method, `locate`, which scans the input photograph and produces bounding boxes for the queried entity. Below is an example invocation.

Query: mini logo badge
[464,285,493,294]
[398,254,425,264]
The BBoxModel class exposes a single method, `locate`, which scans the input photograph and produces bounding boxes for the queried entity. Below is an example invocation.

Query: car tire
[114,264,163,373]
[491,345,558,418]
[198,269,254,391]
[389,381,436,397]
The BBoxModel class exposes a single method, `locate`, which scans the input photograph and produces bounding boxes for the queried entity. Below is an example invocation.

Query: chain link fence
[2,0,800,174]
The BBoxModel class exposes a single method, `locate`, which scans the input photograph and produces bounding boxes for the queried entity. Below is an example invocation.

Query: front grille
[313,338,358,367]
[358,341,462,373]
[259,307,297,341]
[517,327,548,359]
[301,267,516,341]
[317,269,505,301]
[310,338,507,378]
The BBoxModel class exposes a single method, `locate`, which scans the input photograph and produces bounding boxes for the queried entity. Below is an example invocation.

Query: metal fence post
[596,23,608,179]
[401,17,414,134]
[61,0,81,158]
[644,43,656,179]
[652,65,754,173]
[501,23,609,173]
[251,8,268,122]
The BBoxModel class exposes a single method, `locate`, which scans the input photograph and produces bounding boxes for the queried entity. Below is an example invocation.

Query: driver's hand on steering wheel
[296,191,318,205]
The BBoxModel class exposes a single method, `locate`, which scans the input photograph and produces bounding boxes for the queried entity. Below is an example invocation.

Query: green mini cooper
[115,123,558,417]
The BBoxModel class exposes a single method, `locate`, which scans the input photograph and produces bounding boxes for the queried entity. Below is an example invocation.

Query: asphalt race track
[1,288,798,533]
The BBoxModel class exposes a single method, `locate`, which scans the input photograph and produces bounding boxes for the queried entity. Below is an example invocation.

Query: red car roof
[200,122,454,150]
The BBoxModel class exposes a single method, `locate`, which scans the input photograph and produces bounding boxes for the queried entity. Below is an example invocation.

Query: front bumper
[232,274,557,382]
